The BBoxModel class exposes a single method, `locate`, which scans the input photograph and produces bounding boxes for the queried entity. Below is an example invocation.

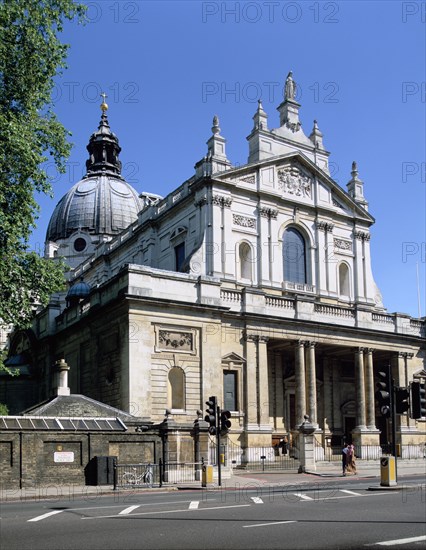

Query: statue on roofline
[285,71,296,101]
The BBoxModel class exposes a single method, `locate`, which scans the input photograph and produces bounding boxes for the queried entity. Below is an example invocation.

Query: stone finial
[212,115,220,135]
[347,160,368,209]
[309,119,325,149]
[252,99,268,130]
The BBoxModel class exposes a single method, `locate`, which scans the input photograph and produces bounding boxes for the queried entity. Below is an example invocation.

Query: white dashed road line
[293,492,313,500]
[340,489,362,496]
[244,520,297,529]
[28,510,64,523]
[372,535,426,546]
[188,501,199,509]
[119,505,140,515]
[250,497,264,504]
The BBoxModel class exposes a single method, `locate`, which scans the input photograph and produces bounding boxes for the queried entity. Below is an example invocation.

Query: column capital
[365,348,374,354]
[354,347,365,354]
[397,351,414,359]
[296,339,308,348]
[259,335,270,344]
[243,331,259,343]
[306,341,317,348]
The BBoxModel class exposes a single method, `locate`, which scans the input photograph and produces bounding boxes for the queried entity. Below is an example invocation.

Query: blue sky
[31,0,425,318]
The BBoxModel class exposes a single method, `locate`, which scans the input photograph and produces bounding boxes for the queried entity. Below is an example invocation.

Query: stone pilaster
[258,336,270,429]
[244,333,258,429]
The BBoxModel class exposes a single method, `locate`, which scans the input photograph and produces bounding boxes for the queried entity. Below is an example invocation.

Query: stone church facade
[3,73,425,462]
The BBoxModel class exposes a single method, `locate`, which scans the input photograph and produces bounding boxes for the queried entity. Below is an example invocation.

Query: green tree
[0,1,86,342]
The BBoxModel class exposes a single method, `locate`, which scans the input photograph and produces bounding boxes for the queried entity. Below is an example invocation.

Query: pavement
[1,459,424,502]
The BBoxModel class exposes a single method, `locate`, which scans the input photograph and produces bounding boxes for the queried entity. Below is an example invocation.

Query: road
[1,476,425,550]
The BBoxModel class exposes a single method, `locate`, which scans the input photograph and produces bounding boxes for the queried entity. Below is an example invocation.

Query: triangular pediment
[213,151,374,224]
[413,369,426,378]
[222,352,246,364]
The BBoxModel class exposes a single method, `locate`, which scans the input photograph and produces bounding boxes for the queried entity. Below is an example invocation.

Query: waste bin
[380,456,396,487]
[201,465,213,487]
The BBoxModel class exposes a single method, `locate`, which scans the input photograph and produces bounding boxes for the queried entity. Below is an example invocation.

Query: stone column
[274,352,285,432]
[258,336,270,429]
[306,342,318,426]
[354,348,366,429]
[332,358,342,433]
[295,341,306,427]
[364,348,376,429]
[323,357,333,434]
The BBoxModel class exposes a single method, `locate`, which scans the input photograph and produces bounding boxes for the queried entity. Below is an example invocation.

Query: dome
[66,278,91,305]
[46,102,143,244]
[46,174,142,242]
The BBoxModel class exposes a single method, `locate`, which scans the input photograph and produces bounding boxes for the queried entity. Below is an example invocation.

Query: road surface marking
[28,510,64,522]
[119,505,140,515]
[250,497,264,504]
[189,501,199,509]
[374,535,426,546]
[244,521,297,529]
[340,489,362,496]
[82,504,251,520]
[294,492,313,500]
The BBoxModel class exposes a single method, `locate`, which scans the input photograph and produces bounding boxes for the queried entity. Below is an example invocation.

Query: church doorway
[344,416,356,443]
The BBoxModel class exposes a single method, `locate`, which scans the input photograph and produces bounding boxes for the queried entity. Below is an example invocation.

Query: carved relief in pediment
[277,164,312,199]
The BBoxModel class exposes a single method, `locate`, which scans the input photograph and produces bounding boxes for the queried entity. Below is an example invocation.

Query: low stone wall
[0,428,163,489]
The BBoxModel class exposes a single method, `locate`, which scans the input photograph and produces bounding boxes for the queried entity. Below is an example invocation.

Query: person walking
[346,444,357,474]
[342,444,350,476]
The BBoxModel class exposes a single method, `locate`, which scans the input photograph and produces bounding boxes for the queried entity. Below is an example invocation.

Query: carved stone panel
[233,214,256,229]
[155,326,197,355]
[277,164,312,199]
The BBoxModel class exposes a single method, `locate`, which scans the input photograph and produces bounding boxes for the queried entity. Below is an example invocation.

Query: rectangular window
[224,371,237,411]
[175,243,185,272]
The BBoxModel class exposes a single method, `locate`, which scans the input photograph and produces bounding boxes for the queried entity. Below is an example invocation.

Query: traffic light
[410,381,426,419]
[375,370,391,417]
[205,396,217,434]
[220,410,232,434]
[395,387,410,414]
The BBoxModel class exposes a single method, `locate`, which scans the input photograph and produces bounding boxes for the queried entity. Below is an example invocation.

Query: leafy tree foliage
[0,0,86,335]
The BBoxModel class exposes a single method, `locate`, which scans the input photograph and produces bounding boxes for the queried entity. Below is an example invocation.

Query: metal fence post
[113,458,117,491]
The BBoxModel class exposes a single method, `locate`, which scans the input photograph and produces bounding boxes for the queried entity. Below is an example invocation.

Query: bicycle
[122,464,154,487]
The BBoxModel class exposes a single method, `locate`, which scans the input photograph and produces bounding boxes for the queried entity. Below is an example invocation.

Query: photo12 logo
[84,1,140,24]
[201,2,340,24]
[51,82,140,104]
[201,81,340,104]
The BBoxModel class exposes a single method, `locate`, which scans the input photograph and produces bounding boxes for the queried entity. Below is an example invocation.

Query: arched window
[239,242,252,280]
[283,228,307,284]
[168,367,185,410]
[339,263,350,297]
